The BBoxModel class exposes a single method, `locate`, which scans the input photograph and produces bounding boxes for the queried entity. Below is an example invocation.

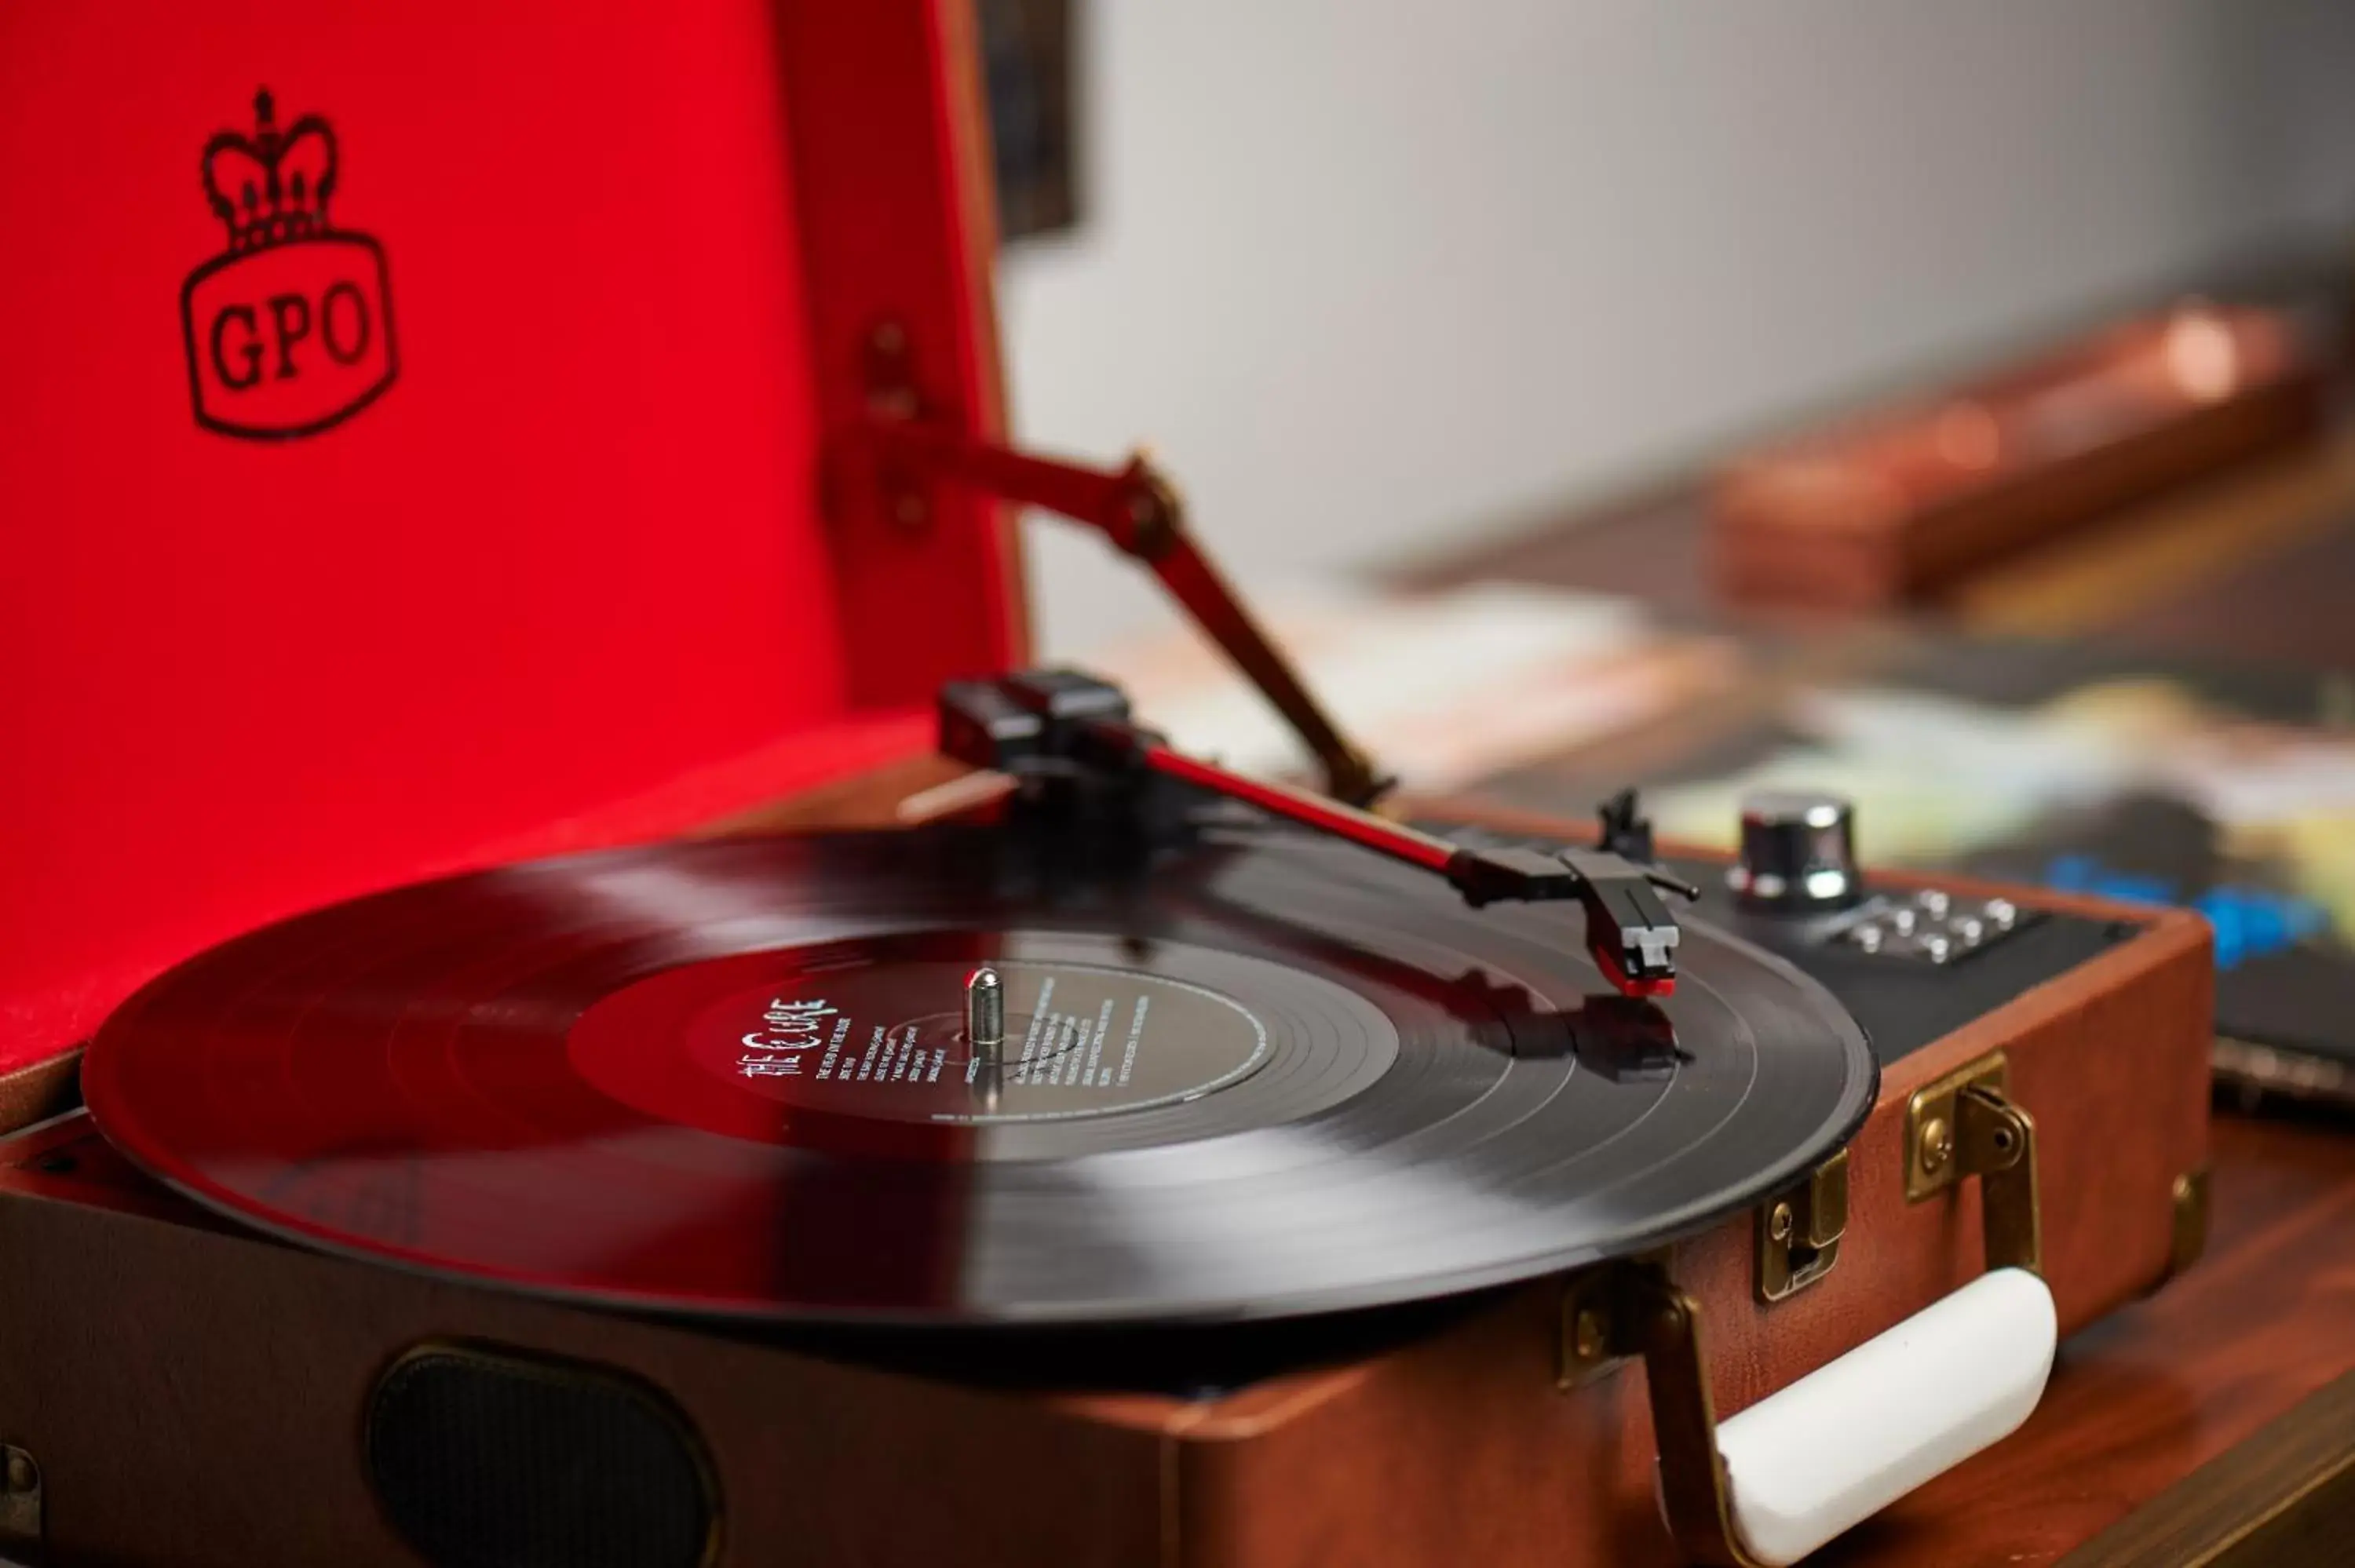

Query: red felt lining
[0,3,1012,1073]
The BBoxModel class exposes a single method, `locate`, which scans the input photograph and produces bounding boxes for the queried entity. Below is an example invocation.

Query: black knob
[1732,791,1860,912]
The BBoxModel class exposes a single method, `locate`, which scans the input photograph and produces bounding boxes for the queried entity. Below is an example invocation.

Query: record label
[561,928,1393,1154]
[644,948,1273,1125]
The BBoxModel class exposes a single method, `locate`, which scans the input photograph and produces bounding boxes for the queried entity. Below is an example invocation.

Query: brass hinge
[1757,1148,1850,1303]
[1904,1050,2041,1274]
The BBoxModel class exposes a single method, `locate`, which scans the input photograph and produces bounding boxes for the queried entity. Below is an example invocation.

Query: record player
[0,5,2211,1566]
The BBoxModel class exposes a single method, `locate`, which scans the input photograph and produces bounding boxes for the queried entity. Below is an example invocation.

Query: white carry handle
[1709,1267,2057,1565]
[1570,1071,2049,1566]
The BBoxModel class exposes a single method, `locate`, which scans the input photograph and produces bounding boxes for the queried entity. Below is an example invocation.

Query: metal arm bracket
[852,321,1389,806]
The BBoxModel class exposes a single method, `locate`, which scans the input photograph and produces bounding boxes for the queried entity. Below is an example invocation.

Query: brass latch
[1756,1149,1849,1302]
[1904,1051,2040,1274]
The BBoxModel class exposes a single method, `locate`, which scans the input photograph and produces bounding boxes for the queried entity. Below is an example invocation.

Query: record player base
[0,1123,2332,1568]
[0,887,2207,1568]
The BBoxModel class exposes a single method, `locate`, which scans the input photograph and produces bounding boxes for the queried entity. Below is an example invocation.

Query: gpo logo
[180,88,398,440]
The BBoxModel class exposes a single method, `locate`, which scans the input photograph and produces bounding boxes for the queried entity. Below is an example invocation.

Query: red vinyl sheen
[0,3,1010,1068]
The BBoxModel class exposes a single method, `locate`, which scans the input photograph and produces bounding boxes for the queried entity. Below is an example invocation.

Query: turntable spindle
[966,965,1005,1062]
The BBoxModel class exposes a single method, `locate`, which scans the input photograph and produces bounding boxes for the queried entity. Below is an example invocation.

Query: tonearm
[855,366,1689,995]
[939,670,1697,998]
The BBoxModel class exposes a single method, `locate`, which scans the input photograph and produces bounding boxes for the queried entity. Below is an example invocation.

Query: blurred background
[977,0,2355,1112]
[984,0,2355,655]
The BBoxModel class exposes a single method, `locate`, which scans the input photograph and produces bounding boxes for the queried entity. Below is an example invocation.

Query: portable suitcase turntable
[0,5,2211,1566]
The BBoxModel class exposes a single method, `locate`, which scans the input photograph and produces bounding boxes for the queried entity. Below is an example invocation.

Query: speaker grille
[366,1344,717,1568]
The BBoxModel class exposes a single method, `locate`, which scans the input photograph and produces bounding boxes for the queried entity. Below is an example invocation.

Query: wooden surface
[2058,1366,2355,1566]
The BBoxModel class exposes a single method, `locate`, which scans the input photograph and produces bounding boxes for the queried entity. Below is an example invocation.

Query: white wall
[998,1,2354,658]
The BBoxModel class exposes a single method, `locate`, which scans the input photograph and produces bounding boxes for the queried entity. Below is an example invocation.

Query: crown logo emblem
[201,89,338,253]
[181,87,397,440]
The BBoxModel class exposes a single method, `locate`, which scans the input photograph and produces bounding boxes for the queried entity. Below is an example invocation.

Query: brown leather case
[0,789,2211,1568]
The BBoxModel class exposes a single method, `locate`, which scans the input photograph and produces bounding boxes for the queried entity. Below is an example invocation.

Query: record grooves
[84,822,1876,1326]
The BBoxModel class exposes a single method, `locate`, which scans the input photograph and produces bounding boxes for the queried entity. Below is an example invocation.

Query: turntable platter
[83,824,1875,1325]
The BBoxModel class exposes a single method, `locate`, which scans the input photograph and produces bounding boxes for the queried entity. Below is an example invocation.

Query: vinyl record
[83,822,1875,1325]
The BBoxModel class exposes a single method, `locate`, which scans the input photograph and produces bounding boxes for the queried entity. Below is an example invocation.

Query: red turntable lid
[0,2,1025,1073]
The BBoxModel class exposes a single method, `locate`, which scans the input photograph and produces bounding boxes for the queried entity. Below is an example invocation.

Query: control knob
[1732,791,1860,913]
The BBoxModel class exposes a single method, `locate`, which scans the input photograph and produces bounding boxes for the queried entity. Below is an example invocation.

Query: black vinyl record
[84,822,1875,1326]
